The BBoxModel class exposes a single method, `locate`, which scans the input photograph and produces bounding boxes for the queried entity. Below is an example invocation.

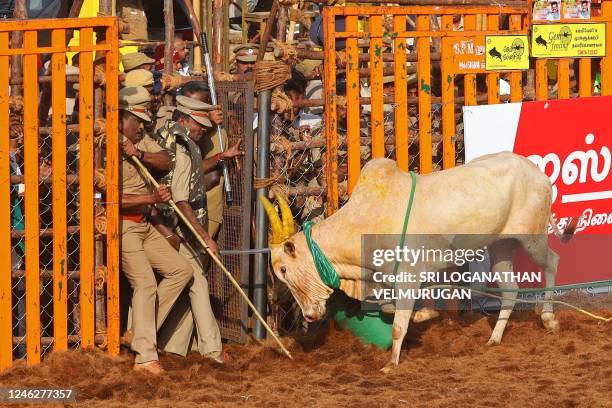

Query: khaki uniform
[118,0,148,41]
[201,129,229,238]
[121,134,194,364]
[155,123,222,358]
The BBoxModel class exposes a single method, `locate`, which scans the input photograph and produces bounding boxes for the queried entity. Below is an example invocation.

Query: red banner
[464,96,612,285]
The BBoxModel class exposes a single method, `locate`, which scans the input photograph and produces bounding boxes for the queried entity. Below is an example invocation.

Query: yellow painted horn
[259,195,283,245]
[275,193,296,239]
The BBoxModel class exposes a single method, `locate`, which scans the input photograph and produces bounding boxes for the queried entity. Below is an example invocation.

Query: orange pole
[78,27,95,349]
[345,15,361,195]
[557,59,570,99]
[51,28,68,352]
[369,15,384,159]
[416,15,432,174]
[0,32,12,371]
[105,21,121,357]
[23,30,41,365]
[440,15,455,170]
[463,14,477,107]
[601,1,612,96]
[393,15,409,172]
[324,8,338,214]
[509,14,523,102]
[535,59,548,100]
[578,58,591,97]
[486,14,500,104]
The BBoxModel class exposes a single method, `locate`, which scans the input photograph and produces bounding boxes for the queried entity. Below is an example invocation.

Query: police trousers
[121,220,193,363]
[157,241,222,358]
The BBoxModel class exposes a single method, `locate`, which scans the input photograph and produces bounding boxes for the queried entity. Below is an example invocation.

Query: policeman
[153,96,226,362]
[123,69,162,132]
[232,43,259,74]
[180,80,244,238]
[119,86,194,374]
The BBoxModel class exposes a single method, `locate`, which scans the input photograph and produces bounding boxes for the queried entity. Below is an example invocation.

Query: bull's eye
[280,266,287,277]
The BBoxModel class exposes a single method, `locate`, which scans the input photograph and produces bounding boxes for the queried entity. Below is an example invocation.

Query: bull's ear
[283,241,296,257]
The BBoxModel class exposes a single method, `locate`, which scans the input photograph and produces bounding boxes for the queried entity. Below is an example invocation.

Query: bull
[262,152,567,373]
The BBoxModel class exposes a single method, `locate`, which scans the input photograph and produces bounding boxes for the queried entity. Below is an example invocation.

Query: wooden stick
[130,155,293,360]
[258,0,279,62]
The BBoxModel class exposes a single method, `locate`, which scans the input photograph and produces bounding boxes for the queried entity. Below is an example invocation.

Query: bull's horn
[275,193,296,239]
[259,195,283,244]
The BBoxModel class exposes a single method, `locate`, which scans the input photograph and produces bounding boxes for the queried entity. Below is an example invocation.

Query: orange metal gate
[323,5,612,214]
[0,17,120,370]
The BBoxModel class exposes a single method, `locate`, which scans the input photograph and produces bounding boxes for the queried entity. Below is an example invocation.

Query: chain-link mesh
[10,108,86,359]
[208,81,253,344]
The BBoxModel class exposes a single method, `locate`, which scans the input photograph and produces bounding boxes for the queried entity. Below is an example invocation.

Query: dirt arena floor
[1,302,610,408]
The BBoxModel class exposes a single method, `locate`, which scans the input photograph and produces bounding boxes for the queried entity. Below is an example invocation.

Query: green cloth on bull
[303,220,340,289]
[153,120,208,244]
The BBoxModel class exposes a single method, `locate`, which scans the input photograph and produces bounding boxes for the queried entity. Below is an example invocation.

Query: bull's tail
[549,214,580,243]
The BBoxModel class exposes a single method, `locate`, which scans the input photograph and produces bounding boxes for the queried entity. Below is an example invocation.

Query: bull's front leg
[381,278,417,374]
[381,308,413,374]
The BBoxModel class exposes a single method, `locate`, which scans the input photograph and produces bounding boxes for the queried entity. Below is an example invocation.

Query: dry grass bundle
[255,60,291,92]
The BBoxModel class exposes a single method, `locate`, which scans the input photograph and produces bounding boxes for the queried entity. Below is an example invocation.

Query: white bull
[262,152,568,372]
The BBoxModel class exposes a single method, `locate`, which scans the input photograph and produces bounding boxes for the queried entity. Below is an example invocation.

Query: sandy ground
[1,305,610,408]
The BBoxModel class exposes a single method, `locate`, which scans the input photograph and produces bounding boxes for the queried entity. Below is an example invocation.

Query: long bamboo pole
[129,156,292,360]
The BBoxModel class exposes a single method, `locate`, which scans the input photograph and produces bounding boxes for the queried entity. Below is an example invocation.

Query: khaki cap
[119,86,151,122]
[234,43,259,63]
[175,95,213,127]
[122,52,155,72]
[382,75,394,84]
[124,69,154,87]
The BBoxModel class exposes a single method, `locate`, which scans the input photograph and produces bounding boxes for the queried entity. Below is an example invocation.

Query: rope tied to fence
[273,39,299,66]
[271,89,294,116]
[255,61,292,92]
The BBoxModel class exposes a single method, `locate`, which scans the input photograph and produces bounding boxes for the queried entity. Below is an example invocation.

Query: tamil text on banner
[531,23,606,57]
[463,96,612,285]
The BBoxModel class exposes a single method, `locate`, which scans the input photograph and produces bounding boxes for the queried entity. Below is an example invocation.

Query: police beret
[122,52,155,72]
[234,43,259,63]
[124,69,154,87]
[175,95,213,128]
[119,86,151,122]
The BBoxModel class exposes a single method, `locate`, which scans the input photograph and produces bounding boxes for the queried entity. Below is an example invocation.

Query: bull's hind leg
[530,242,561,332]
[487,241,519,345]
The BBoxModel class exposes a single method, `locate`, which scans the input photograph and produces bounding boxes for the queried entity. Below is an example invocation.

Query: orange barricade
[0,17,120,370]
[323,4,612,214]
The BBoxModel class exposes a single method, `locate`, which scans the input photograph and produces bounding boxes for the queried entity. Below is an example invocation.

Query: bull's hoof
[486,333,502,346]
[541,313,560,333]
[413,307,439,323]
[380,362,396,374]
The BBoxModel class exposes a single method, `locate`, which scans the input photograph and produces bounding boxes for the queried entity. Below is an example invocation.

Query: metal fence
[322,5,612,213]
[209,81,254,344]
[0,17,120,370]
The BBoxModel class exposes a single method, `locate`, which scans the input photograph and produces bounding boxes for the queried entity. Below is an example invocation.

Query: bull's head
[260,194,333,322]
